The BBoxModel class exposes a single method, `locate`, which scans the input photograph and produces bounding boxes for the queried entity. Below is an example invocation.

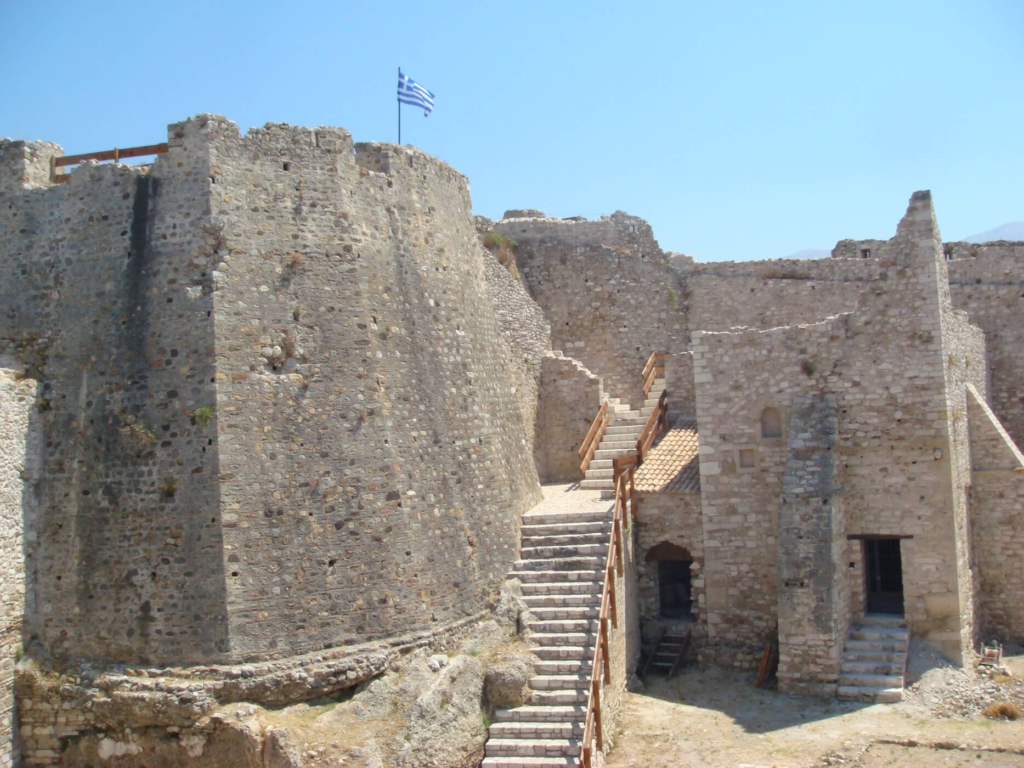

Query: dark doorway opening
[865,538,904,615]
[646,541,694,619]
[658,560,692,618]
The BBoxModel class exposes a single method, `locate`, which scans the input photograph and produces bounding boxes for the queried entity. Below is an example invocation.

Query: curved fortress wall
[204,117,541,659]
[0,115,541,667]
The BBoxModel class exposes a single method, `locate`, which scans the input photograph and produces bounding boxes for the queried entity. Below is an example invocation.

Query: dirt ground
[605,663,1024,768]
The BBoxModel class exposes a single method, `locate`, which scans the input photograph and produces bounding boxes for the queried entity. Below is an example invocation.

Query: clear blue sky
[2,1,1021,260]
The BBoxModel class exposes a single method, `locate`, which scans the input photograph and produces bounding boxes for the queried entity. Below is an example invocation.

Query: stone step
[604,425,644,437]
[530,675,589,691]
[841,660,905,675]
[836,685,903,703]
[596,440,637,451]
[588,459,614,469]
[523,594,602,609]
[526,619,600,634]
[579,479,614,490]
[850,627,909,642]
[593,447,636,459]
[839,672,903,688]
[481,758,580,768]
[528,632,596,647]
[858,614,908,628]
[494,705,587,723]
[521,511,610,527]
[521,522,610,537]
[532,646,594,660]
[521,532,609,548]
[583,468,614,480]
[489,722,584,739]
[533,659,593,675]
[844,639,907,653]
[530,689,590,705]
[485,739,581,758]
[527,607,601,621]
[520,581,602,597]
[843,649,904,663]
[512,570,603,584]
[609,416,647,427]
[520,544,609,560]
[514,558,605,573]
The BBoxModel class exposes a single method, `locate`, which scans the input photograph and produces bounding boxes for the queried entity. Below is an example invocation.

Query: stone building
[498,191,1024,702]
[0,114,1022,765]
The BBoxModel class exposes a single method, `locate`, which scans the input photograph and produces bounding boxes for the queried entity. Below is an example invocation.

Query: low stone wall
[15,612,489,765]
[533,353,603,483]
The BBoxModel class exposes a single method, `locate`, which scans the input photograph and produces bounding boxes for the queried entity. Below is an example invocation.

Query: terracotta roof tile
[634,417,700,494]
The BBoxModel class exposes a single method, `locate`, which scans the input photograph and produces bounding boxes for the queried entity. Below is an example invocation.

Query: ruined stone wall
[635,492,706,644]
[679,258,879,333]
[533,353,603,483]
[966,386,1024,643]
[1,130,228,666]
[776,394,848,697]
[481,248,551,449]
[692,192,981,665]
[0,367,37,768]
[1,115,542,669]
[496,215,688,406]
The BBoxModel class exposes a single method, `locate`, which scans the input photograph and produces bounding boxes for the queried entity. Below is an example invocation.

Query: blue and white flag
[398,70,435,116]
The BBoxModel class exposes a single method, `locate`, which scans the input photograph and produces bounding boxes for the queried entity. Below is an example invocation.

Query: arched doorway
[646,541,693,619]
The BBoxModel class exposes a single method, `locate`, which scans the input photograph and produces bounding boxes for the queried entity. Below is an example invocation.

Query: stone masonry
[2,108,1024,765]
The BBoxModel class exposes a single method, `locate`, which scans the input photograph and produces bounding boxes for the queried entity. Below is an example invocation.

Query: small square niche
[738,447,757,470]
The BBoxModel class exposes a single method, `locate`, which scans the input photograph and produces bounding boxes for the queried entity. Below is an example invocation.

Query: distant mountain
[785,248,831,260]
[961,222,1024,243]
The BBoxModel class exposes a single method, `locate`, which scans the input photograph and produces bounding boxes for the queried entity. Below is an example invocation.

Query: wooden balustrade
[636,389,668,464]
[581,459,634,768]
[642,351,665,399]
[579,401,610,476]
[49,142,169,184]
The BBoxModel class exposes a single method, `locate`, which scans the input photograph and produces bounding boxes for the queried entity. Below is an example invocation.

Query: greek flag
[398,70,435,117]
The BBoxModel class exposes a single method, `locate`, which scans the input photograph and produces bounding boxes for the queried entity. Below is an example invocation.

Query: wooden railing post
[593,675,603,750]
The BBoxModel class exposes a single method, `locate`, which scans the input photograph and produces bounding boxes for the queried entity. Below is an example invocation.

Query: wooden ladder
[642,627,691,679]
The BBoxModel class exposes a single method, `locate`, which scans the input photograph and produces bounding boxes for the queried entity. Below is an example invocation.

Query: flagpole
[397,66,401,145]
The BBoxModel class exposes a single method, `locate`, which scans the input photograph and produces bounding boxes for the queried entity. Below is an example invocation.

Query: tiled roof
[634,417,700,494]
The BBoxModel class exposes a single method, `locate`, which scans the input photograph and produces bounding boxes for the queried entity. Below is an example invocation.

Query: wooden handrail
[641,351,664,382]
[636,389,669,464]
[579,402,610,476]
[50,142,169,184]
[581,461,633,768]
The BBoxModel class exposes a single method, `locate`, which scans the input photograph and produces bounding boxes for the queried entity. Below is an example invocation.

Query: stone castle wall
[1,130,228,666]
[495,215,688,407]
[0,115,542,669]
[480,247,551,449]
[692,193,981,666]
[0,367,38,768]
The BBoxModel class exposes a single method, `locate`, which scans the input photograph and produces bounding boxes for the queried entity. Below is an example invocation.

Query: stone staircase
[580,378,665,495]
[482,505,614,768]
[836,614,910,703]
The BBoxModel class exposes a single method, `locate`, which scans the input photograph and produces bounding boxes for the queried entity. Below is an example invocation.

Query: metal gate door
[865,538,904,615]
